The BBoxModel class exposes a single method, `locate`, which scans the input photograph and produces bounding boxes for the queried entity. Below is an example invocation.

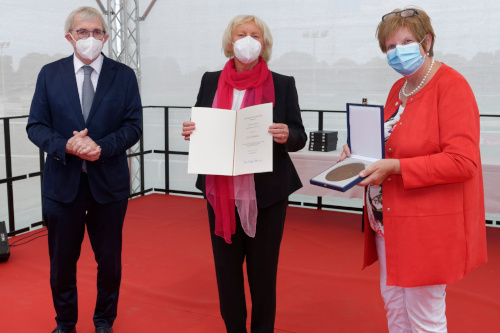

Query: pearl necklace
[401,58,435,97]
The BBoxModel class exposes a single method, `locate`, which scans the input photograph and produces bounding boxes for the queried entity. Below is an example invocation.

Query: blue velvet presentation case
[309,103,385,192]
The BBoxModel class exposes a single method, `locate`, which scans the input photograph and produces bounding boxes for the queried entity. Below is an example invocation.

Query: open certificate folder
[187,103,273,176]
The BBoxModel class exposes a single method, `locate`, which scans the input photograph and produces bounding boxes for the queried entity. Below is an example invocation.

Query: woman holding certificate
[339,7,487,332]
[181,15,306,333]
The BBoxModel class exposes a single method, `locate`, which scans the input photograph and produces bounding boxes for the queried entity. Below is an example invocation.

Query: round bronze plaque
[325,162,365,181]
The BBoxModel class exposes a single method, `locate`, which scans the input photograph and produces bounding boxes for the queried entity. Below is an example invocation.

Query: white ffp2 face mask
[70,34,103,61]
[233,36,262,64]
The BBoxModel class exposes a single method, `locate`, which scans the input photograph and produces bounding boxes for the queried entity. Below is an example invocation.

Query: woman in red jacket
[340,7,487,333]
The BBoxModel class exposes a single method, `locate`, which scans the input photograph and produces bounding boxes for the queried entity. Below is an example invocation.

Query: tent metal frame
[95,0,157,195]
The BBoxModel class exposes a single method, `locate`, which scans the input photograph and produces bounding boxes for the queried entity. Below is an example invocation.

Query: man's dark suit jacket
[194,71,307,208]
[27,54,142,204]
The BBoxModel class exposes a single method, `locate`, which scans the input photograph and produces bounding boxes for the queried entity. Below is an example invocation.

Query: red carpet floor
[1,193,499,332]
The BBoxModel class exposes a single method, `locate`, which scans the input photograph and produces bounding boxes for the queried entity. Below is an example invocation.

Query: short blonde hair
[222,15,273,62]
[376,7,435,57]
[65,6,108,35]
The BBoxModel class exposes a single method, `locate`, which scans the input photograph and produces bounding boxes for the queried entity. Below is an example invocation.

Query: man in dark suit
[26,6,142,333]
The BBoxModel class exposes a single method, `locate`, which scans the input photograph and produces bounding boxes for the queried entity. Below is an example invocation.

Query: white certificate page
[233,103,273,175]
[188,107,237,175]
[187,103,273,176]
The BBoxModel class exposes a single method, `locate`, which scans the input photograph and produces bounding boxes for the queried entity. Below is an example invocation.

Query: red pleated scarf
[206,57,275,244]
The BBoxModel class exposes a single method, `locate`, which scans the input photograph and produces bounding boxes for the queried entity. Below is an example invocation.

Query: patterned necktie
[82,65,94,122]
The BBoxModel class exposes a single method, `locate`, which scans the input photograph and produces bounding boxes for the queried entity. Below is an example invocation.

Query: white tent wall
[1,0,499,232]
[138,0,500,216]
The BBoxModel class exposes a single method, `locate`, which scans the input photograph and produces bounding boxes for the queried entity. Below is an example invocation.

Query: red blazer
[363,64,487,287]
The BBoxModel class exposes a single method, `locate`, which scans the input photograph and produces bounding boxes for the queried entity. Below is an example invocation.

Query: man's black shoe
[51,328,76,333]
[95,327,113,333]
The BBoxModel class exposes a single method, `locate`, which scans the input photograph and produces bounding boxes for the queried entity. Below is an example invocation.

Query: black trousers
[207,198,288,333]
[43,173,128,330]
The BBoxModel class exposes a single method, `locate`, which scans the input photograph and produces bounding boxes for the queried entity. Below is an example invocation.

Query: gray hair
[65,6,108,35]
[222,15,273,62]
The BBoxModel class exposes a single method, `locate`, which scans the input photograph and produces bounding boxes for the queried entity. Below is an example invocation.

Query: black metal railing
[0,114,151,236]
[2,108,499,235]
[142,106,192,196]
[1,115,45,236]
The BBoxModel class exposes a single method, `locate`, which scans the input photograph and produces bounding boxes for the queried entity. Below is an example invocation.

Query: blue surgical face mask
[386,39,426,76]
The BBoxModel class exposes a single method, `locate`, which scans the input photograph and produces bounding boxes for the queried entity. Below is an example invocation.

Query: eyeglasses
[74,29,106,40]
[382,9,419,21]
